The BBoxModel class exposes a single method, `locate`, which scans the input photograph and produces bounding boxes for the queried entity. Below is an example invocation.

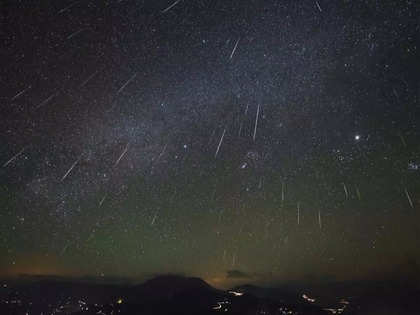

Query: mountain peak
[124,275,220,303]
[143,275,212,290]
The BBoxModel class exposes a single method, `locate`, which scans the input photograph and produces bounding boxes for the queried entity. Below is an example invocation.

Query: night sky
[1,0,420,288]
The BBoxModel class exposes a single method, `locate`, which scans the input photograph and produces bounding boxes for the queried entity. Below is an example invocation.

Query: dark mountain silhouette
[1,274,329,314]
[119,275,228,314]
[126,274,218,297]
[9,275,420,314]
[117,275,329,315]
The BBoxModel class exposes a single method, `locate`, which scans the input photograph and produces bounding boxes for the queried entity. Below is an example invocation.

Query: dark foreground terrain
[1,275,419,315]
